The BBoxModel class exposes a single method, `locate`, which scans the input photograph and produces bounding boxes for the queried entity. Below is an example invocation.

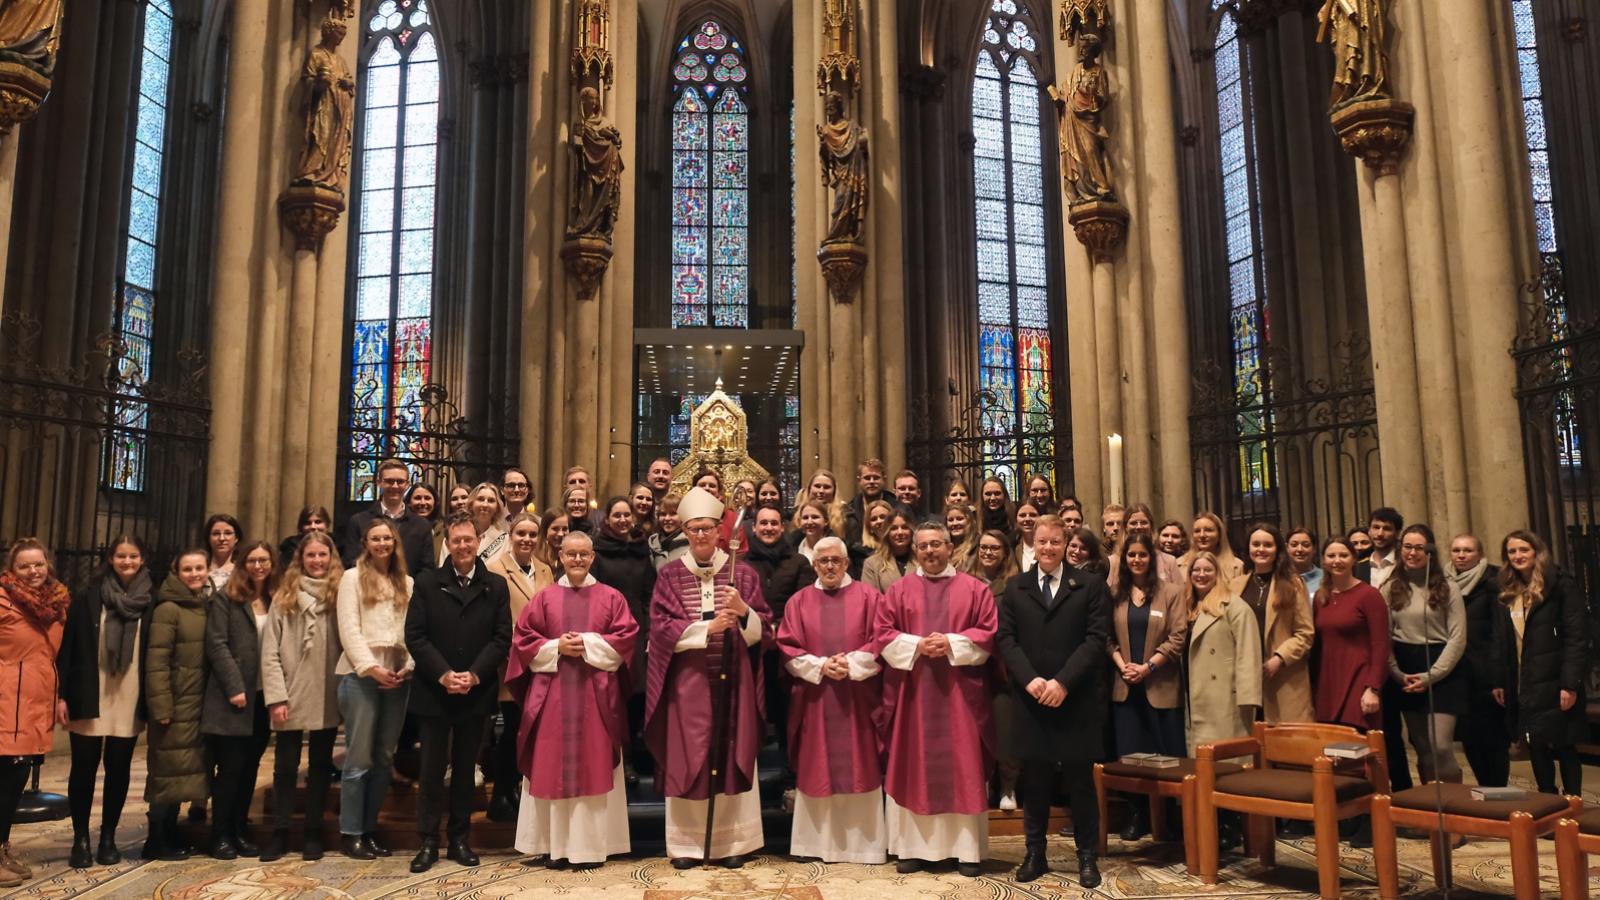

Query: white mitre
[678,486,725,524]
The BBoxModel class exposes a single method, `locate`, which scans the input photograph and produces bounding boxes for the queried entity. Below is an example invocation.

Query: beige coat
[861,553,910,593]
[261,584,343,732]
[1184,595,1263,755]
[1107,580,1188,708]
[1228,573,1314,723]
[486,549,554,701]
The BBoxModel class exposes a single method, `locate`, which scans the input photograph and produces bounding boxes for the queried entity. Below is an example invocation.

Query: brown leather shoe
[0,843,32,879]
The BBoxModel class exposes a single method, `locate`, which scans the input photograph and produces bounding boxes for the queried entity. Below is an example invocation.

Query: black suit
[344,504,436,572]
[404,561,512,841]
[996,565,1110,855]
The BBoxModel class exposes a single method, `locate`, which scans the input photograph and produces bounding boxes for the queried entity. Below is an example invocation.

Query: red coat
[0,587,65,756]
[1312,582,1389,730]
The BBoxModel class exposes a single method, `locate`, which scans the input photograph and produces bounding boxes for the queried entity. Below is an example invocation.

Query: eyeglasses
[561,551,595,560]
[814,557,846,567]
[684,525,717,536]
[914,540,947,551]
[1401,543,1429,554]
[503,483,528,492]
[381,477,408,487]
[245,559,273,568]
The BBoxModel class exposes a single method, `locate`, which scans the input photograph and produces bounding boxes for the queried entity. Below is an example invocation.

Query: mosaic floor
[3,746,1595,898]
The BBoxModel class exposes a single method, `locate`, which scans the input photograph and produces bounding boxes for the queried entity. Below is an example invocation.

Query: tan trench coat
[1228,573,1314,723]
[1184,595,1263,755]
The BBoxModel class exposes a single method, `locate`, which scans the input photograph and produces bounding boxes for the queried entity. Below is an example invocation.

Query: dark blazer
[743,539,814,622]
[57,574,156,721]
[201,593,264,736]
[405,561,512,718]
[1493,569,1589,746]
[343,505,436,573]
[996,565,1110,763]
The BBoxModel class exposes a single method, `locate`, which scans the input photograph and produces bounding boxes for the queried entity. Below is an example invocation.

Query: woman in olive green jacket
[143,549,212,861]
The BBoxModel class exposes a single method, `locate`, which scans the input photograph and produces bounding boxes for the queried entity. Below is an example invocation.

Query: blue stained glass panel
[364,148,397,188]
[398,274,431,318]
[368,64,401,102]
[136,94,166,151]
[401,186,435,229]
[673,151,708,187]
[125,239,156,290]
[712,151,746,188]
[673,227,707,264]
[405,60,439,104]
[674,188,708,225]
[712,267,747,304]
[361,188,394,232]
[974,157,1006,198]
[404,103,438,145]
[128,189,159,245]
[357,276,390,318]
[713,191,747,227]
[398,229,432,273]
[358,231,394,278]
[712,229,746,265]
[976,199,1008,240]
[402,144,436,187]
[366,107,399,148]
[1013,201,1045,246]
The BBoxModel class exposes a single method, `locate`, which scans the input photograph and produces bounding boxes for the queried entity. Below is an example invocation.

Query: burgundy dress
[1312,581,1390,730]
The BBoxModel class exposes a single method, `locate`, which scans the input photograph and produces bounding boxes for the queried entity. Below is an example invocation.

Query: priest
[645,487,773,868]
[876,521,998,877]
[504,530,637,869]
[776,536,887,863]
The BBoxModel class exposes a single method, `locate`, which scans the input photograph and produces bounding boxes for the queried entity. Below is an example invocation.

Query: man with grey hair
[875,520,997,876]
[776,535,887,862]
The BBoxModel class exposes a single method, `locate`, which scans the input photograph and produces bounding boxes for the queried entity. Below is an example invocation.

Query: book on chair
[1323,742,1372,760]
[1471,786,1528,802]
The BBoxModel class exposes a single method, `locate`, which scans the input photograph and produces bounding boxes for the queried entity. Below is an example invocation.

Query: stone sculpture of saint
[1059,33,1115,204]
[1317,0,1389,107]
[293,15,356,191]
[567,86,625,241]
[0,0,64,76]
[817,90,869,244]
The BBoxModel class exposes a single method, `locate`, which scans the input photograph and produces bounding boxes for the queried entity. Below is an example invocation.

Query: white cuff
[579,632,624,672]
[881,633,921,671]
[946,633,990,667]
[845,650,881,680]
[786,654,827,684]
[529,638,561,673]
[739,610,762,646]
[674,620,710,652]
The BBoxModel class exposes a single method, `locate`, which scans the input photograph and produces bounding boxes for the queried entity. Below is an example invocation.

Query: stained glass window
[1511,0,1579,467]
[671,21,749,328]
[1214,4,1273,493]
[973,0,1054,497]
[346,0,440,501]
[107,0,175,491]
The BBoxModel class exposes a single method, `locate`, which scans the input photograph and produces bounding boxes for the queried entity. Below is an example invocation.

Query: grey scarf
[101,570,153,676]
[1448,558,1489,599]
[296,575,330,655]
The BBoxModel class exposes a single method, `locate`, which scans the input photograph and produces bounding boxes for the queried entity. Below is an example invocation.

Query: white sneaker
[999,792,1017,811]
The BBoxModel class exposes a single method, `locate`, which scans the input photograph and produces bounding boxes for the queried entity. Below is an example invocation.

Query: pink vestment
[876,571,998,816]
[505,581,637,799]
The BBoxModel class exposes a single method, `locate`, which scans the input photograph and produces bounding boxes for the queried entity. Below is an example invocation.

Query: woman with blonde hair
[1493,529,1586,795]
[945,503,979,570]
[790,469,847,537]
[335,520,414,859]
[1229,523,1314,723]
[1180,512,1244,582]
[468,482,509,559]
[858,499,895,553]
[861,508,915,592]
[260,532,345,862]
[1183,551,1260,851]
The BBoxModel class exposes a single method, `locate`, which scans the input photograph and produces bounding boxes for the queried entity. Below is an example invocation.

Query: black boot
[1119,802,1149,841]
[233,829,260,858]
[209,829,238,860]
[69,833,93,869]
[258,829,289,863]
[95,832,122,866]
[1077,851,1101,889]
[1015,847,1049,882]
[341,834,376,860]
[487,792,517,823]
[363,833,392,857]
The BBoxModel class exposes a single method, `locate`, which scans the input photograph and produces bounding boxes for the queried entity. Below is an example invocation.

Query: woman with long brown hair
[201,540,277,859]
[260,532,345,861]
[1312,536,1387,731]
[1493,529,1587,795]
[861,508,915,591]
[1230,523,1313,723]
[336,519,414,859]
[1383,524,1466,784]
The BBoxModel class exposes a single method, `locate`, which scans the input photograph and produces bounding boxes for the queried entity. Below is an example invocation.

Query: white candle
[1107,433,1124,506]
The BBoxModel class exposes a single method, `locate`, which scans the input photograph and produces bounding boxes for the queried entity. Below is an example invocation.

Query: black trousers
[1529,740,1582,796]
[417,714,487,842]
[68,734,138,838]
[213,701,271,840]
[272,727,337,832]
[1022,760,1097,855]
[1381,690,1412,791]
[0,757,33,843]
[491,701,521,799]
[1460,695,1511,788]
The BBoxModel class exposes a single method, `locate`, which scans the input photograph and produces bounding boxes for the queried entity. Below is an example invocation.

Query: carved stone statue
[1059,33,1115,203]
[566,86,625,240]
[817,89,869,243]
[1317,0,1389,107]
[0,0,64,77]
[292,15,356,191]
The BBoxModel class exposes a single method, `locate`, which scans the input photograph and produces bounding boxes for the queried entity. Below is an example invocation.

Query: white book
[1323,742,1372,760]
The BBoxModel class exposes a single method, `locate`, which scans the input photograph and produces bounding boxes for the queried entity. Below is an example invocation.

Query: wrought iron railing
[1513,251,1598,604]
[0,312,211,589]
[1189,336,1381,549]
[906,389,1068,510]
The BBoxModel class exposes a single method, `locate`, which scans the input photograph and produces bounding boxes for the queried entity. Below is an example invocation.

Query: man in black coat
[996,514,1109,887]
[404,512,512,872]
[343,458,436,571]
[1449,534,1508,787]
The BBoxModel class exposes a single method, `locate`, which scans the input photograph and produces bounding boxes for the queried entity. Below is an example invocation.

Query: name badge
[1150,610,1165,619]
[1511,610,1524,619]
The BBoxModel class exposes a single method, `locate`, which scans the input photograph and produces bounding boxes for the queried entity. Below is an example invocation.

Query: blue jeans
[337,673,410,835]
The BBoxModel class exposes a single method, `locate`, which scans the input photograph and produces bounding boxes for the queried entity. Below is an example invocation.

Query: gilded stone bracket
[1068,198,1130,264]
[1330,96,1414,175]
[277,184,347,252]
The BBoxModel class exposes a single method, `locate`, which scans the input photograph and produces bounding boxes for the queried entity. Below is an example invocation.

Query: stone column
[0,135,18,315]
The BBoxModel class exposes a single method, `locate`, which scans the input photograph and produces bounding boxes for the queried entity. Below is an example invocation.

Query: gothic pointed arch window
[344,0,441,501]
[670,20,750,329]
[972,0,1056,495]
[1212,1,1272,493]
[107,0,176,491]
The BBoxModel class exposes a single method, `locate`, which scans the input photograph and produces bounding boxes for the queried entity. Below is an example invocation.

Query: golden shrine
[667,381,771,496]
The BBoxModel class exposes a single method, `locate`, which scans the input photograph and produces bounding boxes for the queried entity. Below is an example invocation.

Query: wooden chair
[1195,722,1388,900]
[1372,785,1576,900]
[1554,807,1600,900]
[1093,758,1242,875]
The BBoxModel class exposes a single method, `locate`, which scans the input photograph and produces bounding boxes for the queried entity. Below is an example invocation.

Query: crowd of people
[0,455,1588,888]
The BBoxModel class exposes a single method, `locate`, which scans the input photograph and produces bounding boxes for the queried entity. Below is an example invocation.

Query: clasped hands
[1118,659,1151,684]
[916,633,951,658]
[706,586,748,635]
[821,653,851,681]
[366,665,413,690]
[1026,676,1067,708]
[558,633,586,657]
[438,670,477,694]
